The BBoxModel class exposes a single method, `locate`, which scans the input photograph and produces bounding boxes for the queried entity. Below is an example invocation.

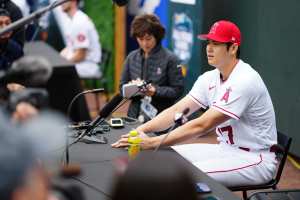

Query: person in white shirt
[112,20,278,187]
[60,0,102,78]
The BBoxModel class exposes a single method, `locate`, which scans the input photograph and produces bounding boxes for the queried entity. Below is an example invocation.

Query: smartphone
[195,182,211,193]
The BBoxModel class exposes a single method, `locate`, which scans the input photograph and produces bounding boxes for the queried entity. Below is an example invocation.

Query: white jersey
[188,59,277,151]
[64,10,102,78]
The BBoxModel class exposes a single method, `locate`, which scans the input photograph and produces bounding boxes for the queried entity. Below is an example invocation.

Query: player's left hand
[111,131,153,149]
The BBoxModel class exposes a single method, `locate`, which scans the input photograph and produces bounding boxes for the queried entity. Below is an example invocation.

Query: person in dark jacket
[0,0,25,47]
[120,14,184,122]
[0,8,23,71]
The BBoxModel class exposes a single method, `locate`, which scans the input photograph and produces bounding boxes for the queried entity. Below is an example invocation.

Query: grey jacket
[120,44,184,118]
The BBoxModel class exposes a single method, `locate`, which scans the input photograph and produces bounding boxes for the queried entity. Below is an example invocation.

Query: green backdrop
[85,0,114,93]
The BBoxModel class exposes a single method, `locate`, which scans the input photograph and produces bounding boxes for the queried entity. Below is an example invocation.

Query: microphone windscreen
[99,93,123,118]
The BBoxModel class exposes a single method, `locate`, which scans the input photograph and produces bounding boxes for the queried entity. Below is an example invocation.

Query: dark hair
[111,151,198,200]
[0,8,10,17]
[226,42,240,58]
[130,14,165,43]
[0,0,7,9]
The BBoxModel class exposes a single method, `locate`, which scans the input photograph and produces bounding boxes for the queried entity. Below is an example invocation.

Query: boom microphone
[69,93,124,146]
[112,0,128,6]
[99,93,123,118]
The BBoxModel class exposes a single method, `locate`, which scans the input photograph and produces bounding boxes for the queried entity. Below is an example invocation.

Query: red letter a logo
[220,87,232,103]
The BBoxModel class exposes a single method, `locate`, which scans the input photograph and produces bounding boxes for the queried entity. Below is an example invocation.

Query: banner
[167,1,204,92]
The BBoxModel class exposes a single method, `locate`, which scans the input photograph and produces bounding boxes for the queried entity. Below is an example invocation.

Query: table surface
[68,123,240,200]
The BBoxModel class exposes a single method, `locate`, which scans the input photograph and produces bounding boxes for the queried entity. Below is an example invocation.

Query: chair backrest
[273,131,292,184]
[249,189,300,200]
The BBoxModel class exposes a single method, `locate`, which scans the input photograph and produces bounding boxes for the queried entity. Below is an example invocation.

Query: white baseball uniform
[172,59,278,187]
[64,10,102,78]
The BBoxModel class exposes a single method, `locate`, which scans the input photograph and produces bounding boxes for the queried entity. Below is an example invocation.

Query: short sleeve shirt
[188,60,277,150]
[64,10,102,77]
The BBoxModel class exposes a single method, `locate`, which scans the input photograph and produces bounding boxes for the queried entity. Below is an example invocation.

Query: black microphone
[154,108,190,152]
[98,93,123,119]
[67,86,148,164]
[112,0,128,6]
[0,0,71,36]
[0,56,52,87]
[70,93,123,146]
[137,80,152,89]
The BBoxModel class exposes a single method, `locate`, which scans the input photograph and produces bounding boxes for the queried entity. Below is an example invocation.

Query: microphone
[112,0,128,6]
[154,108,190,152]
[98,93,124,119]
[67,88,104,121]
[0,56,53,87]
[174,107,190,125]
[0,0,71,36]
[82,88,104,94]
[69,93,123,147]
[137,80,152,89]
[67,85,152,164]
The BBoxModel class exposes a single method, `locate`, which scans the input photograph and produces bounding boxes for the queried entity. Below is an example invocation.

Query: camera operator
[0,8,23,71]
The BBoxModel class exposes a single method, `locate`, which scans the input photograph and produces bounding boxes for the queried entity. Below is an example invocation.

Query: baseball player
[60,0,102,78]
[112,20,278,187]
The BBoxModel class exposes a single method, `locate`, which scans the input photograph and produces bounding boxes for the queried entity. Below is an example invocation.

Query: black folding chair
[228,131,292,200]
[248,189,300,200]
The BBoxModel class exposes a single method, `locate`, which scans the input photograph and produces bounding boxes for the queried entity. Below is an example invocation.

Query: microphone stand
[67,88,104,121]
[65,88,104,164]
[66,81,152,164]
[0,0,71,36]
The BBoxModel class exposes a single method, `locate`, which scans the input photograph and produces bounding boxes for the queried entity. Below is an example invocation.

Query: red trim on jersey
[212,105,240,119]
[206,154,263,174]
[188,94,207,109]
